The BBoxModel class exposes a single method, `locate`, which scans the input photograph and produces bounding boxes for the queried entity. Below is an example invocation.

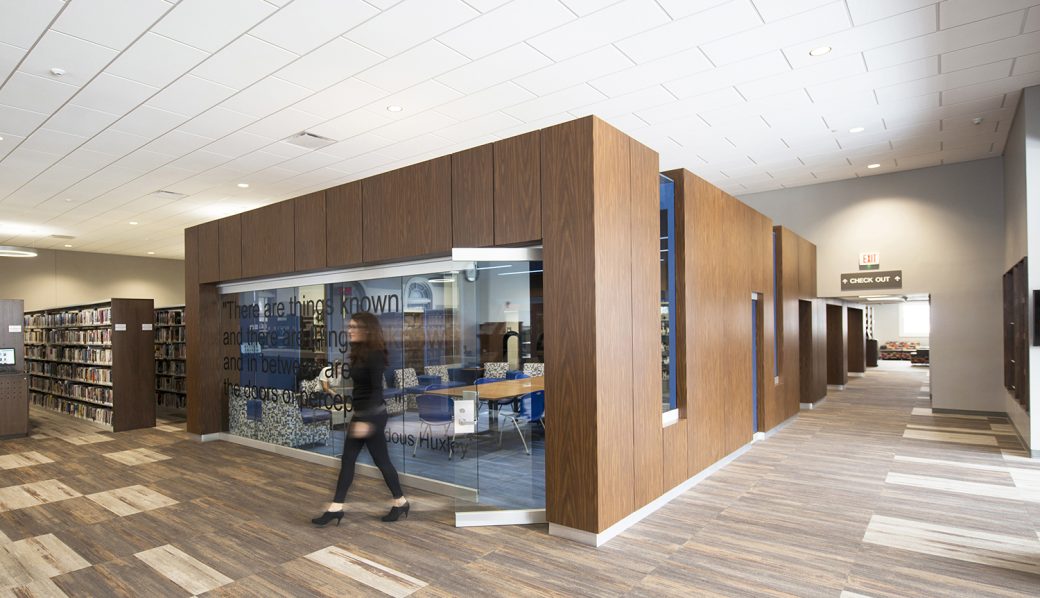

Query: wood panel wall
[847,307,865,374]
[218,215,242,280]
[241,201,294,278]
[495,131,541,245]
[362,157,452,263]
[665,169,775,478]
[452,144,494,248]
[110,298,156,432]
[826,302,849,386]
[198,221,220,283]
[294,191,327,272]
[774,227,825,417]
[326,182,362,268]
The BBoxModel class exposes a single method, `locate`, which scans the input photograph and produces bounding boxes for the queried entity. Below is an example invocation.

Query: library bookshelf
[25,299,155,432]
[155,306,186,411]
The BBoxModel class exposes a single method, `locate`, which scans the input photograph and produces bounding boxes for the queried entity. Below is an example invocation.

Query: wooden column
[847,306,865,374]
[826,302,849,386]
[185,226,223,435]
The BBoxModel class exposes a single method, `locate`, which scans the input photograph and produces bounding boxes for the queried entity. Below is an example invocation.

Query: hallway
[0,368,1037,597]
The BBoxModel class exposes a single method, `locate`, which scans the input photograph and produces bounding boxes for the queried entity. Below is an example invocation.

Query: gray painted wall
[740,158,1005,417]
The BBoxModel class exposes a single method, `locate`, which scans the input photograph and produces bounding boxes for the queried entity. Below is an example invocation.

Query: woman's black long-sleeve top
[349,349,386,420]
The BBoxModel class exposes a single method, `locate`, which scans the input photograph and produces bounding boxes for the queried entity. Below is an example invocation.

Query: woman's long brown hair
[348,311,388,367]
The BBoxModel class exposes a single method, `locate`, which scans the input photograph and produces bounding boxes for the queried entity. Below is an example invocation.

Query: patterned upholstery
[425,365,450,383]
[228,385,256,437]
[394,368,419,388]
[257,389,330,448]
[484,362,509,379]
[522,362,544,377]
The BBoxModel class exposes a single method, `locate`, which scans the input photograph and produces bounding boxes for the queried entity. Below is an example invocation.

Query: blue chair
[413,393,457,459]
[501,390,544,455]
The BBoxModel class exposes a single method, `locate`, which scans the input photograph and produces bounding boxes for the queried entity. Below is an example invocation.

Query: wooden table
[427,376,543,400]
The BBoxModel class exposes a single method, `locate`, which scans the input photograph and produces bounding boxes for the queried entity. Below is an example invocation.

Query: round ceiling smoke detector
[49,67,65,76]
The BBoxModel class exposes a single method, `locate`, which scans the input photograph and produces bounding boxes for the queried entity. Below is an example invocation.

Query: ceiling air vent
[150,190,187,200]
[49,234,75,239]
[286,131,336,149]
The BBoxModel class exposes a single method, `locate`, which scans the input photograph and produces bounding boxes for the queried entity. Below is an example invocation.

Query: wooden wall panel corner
[241,201,294,278]
[218,215,242,281]
[494,130,541,245]
[198,220,220,283]
[326,182,363,268]
[452,144,494,248]
[294,191,327,272]
[362,157,452,263]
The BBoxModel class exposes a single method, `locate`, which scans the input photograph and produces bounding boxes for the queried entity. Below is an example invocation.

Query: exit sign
[859,252,880,271]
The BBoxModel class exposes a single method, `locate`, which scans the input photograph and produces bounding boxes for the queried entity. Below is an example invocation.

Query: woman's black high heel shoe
[381,502,409,522]
[311,511,344,526]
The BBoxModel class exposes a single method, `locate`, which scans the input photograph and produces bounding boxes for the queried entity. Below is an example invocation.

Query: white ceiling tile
[81,129,150,156]
[616,0,762,63]
[941,106,1014,133]
[2,149,65,177]
[346,0,479,57]
[514,45,632,95]
[436,82,533,120]
[293,77,388,119]
[737,53,865,101]
[110,105,188,138]
[178,106,255,138]
[433,111,523,142]
[939,0,1036,29]
[436,43,551,94]
[865,12,1023,70]
[845,0,935,26]
[111,149,176,172]
[220,77,313,118]
[146,75,237,118]
[192,35,298,90]
[501,83,606,121]
[146,130,214,156]
[751,0,835,22]
[1013,51,1040,75]
[697,88,810,126]
[0,72,79,113]
[355,40,469,92]
[0,0,63,49]
[105,32,209,88]
[250,0,379,54]
[589,47,712,97]
[74,73,158,115]
[56,148,118,171]
[528,0,670,61]
[559,0,624,15]
[244,108,325,140]
[19,128,87,156]
[204,131,274,157]
[371,111,458,142]
[52,0,171,51]
[261,141,312,159]
[940,69,1040,105]
[377,133,454,160]
[701,2,850,66]
[806,56,938,104]
[309,132,392,159]
[220,151,287,173]
[169,150,233,172]
[882,94,1005,129]
[0,41,23,82]
[653,0,729,20]
[665,51,790,98]
[638,87,747,125]
[0,104,52,136]
[274,38,384,91]
[463,0,513,11]
[943,31,1040,73]
[152,0,276,53]
[1027,6,1040,32]
[273,151,344,173]
[19,30,118,87]
[783,6,936,70]
[438,0,575,59]
[0,132,26,160]
[362,80,463,115]
[45,104,120,138]
[327,151,396,176]
[569,85,674,117]
[874,60,1012,103]
[308,109,390,141]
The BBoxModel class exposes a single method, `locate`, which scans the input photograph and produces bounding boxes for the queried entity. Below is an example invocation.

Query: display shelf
[24,299,155,431]
[154,306,186,410]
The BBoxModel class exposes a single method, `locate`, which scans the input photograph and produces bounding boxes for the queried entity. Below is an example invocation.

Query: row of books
[25,345,112,364]
[155,327,185,343]
[25,307,112,328]
[156,361,186,376]
[30,392,113,426]
[157,391,186,409]
[156,310,184,326]
[26,328,112,345]
[157,378,186,393]
[29,378,113,406]
[155,344,186,360]
[27,362,112,384]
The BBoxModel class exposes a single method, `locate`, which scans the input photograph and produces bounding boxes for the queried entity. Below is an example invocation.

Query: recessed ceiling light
[0,136,4,141]
[867,163,881,169]
[64,244,72,248]
[809,46,832,57]
[386,105,403,113]
[129,221,139,225]
[237,183,249,188]
[849,126,865,133]
[49,67,65,76]
[147,251,155,255]
[63,197,73,202]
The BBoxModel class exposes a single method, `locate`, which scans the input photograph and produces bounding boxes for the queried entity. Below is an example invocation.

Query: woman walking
[312,311,408,525]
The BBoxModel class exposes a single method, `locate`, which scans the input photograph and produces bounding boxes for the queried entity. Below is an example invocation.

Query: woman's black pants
[333,408,403,501]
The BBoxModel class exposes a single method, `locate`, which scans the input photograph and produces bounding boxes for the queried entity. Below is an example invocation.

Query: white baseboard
[849,372,866,378]
[800,397,828,410]
[827,384,845,391]
[456,509,545,527]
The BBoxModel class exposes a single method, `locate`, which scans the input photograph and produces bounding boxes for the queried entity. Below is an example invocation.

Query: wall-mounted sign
[859,252,880,270]
[114,323,126,331]
[7,325,20,333]
[841,270,902,291]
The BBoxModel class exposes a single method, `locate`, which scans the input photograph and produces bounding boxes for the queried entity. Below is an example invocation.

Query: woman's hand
[349,422,372,438]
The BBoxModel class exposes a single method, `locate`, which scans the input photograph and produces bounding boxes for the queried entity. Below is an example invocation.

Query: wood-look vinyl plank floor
[0,369,1037,596]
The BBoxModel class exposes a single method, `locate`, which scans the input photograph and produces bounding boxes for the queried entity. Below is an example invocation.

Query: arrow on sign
[895,276,901,281]
[842,278,848,284]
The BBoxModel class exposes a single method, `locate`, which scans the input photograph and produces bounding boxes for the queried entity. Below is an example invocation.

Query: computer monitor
[0,348,14,365]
